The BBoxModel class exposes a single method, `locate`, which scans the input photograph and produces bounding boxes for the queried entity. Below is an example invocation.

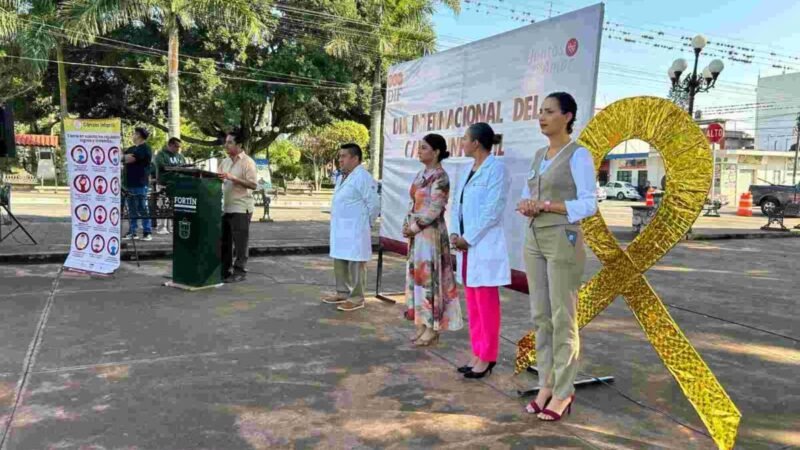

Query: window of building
[616,171,632,183]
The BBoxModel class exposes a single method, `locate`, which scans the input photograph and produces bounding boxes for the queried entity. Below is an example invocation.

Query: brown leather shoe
[321,294,348,304]
[337,300,365,312]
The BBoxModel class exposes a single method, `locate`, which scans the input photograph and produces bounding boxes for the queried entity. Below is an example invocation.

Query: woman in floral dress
[403,134,463,346]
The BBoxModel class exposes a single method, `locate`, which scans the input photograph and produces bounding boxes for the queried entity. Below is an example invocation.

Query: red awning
[14,134,59,148]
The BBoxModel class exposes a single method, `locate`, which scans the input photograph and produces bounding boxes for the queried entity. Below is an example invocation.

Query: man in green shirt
[154,137,187,234]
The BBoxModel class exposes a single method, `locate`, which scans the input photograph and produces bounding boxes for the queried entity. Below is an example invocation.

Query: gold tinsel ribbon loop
[514,97,741,450]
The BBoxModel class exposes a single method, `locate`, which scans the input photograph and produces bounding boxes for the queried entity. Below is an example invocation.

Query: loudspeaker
[0,104,16,158]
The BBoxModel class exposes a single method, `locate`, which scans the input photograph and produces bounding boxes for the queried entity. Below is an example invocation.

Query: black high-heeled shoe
[464,361,496,379]
[457,365,472,374]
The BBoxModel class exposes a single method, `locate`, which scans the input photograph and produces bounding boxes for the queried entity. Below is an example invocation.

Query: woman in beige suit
[516,92,597,421]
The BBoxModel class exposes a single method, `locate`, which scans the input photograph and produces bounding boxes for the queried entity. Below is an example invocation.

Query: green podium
[165,168,222,289]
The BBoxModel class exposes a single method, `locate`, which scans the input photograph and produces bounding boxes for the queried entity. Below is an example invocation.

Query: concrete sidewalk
[1,202,798,264]
[0,238,797,448]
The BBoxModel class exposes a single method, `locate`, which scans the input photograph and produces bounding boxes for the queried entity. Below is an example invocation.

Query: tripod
[0,185,37,244]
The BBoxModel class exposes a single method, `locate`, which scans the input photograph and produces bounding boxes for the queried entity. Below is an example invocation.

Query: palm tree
[1,0,88,172]
[63,0,265,139]
[0,0,19,39]
[322,0,460,178]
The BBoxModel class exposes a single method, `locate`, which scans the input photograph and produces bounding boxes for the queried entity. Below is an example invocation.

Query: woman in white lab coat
[450,122,511,379]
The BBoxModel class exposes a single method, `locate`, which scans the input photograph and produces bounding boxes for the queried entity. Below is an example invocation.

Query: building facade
[755,72,800,152]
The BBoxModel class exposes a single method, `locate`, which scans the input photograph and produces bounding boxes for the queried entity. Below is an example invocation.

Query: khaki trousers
[334,259,367,304]
[524,223,585,399]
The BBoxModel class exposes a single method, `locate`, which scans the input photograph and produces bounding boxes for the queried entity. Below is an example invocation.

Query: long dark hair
[466,122,495,151]
[422,133,450,162]
[545,92,578,134]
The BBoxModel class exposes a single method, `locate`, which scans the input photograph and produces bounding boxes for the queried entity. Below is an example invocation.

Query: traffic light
[0,104,16,158]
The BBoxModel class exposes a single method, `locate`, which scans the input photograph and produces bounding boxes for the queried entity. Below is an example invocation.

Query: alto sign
[706,123,724,144]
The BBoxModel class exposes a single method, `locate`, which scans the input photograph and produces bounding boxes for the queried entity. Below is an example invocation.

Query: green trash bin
[167,169,222,288]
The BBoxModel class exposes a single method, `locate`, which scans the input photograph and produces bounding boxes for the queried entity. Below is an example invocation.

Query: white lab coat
[450,155,511,287]
[329,165,380,262]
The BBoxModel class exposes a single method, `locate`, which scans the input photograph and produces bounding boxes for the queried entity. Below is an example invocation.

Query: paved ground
[0,237,798,449]
[2,201,799,263]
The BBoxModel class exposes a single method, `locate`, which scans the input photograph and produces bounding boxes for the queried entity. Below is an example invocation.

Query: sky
[431,0,800,141]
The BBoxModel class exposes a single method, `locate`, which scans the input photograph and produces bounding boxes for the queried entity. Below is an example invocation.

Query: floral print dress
[404,167,463,331]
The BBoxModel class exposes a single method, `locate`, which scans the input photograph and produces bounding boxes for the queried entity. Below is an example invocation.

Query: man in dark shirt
[123,127,153,240]
[153,137,187,234]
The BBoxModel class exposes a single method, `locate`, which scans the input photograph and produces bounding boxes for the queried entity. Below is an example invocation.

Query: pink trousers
[462,252,501,362]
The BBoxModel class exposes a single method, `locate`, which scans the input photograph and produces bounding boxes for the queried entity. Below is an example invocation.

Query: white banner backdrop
[64,118,122,274]
[380,4,604,287]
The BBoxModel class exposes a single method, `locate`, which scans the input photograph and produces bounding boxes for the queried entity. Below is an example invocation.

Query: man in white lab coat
[322,143,380,312]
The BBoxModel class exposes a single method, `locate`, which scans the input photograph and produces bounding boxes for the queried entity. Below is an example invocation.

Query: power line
[0,53,350,90]
[463,0,799,70]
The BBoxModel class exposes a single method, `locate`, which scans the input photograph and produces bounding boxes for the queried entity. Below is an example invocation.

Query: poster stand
[516,366,613,397]
[0,187,37,244]
[374,245,402,304]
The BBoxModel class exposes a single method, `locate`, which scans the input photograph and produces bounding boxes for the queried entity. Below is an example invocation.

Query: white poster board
[380,4,604,289]
[64,118,122,274]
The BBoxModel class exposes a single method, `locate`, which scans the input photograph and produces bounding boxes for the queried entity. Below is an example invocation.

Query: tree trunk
[312,160,320,191]
[56,41,68,187]
[167,27,181,139]
[367,55,383,179]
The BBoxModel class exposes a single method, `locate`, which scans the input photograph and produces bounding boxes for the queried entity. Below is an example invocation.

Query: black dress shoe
[224,273,246,283]
[464,361,496,379]
[457,365,472,374]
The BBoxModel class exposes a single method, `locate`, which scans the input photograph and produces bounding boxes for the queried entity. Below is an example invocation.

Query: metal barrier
[120,188,174,223]
[120,188,174,265]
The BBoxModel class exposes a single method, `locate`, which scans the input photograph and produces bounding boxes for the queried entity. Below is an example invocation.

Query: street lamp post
[668,35,725,117]
[668,35,725,214]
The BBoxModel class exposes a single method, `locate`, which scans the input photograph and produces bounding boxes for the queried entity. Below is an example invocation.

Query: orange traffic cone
[645,189,654,207]
[736,192,753,217]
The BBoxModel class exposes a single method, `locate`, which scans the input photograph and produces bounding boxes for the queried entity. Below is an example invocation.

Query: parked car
[749,182,800,215]
[604,181,642,201]
[595,183,607,202]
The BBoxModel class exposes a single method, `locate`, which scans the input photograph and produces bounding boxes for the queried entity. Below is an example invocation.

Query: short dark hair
[422,133,450,162]
[545,92,578,134]
[134,127,150,140]
[466,122,495,151]
[226,129,244,146]
[340,143,363,161]
[167,137,182,146]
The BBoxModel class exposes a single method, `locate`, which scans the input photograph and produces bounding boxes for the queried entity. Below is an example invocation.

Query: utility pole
[792,112,800,186]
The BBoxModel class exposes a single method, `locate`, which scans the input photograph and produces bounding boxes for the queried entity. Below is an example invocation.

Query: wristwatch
[544,200,551,212]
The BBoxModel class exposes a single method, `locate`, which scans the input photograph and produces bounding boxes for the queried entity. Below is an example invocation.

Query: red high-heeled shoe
[538,395,575,421]
[525,395,551,414]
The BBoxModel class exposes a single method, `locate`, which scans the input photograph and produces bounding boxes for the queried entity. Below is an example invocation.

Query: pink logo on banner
[91,235,105,254]
[107,237,120,256]
[74,175,91,193]
[110,207,120,226]
[71,146,88,164]
[566,38,579,57]
[110,177,120,196]
[75,232,90,251]
[75,204,91,223]
[91,146,106,165]
[94,205,108,224]
[94,176,108,195]
[109,147,121,166]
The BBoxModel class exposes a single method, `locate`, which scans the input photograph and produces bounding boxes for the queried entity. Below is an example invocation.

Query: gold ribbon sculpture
[515,97,741,450]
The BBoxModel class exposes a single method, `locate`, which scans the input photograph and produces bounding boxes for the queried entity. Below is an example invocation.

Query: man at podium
[218,131,258,283]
